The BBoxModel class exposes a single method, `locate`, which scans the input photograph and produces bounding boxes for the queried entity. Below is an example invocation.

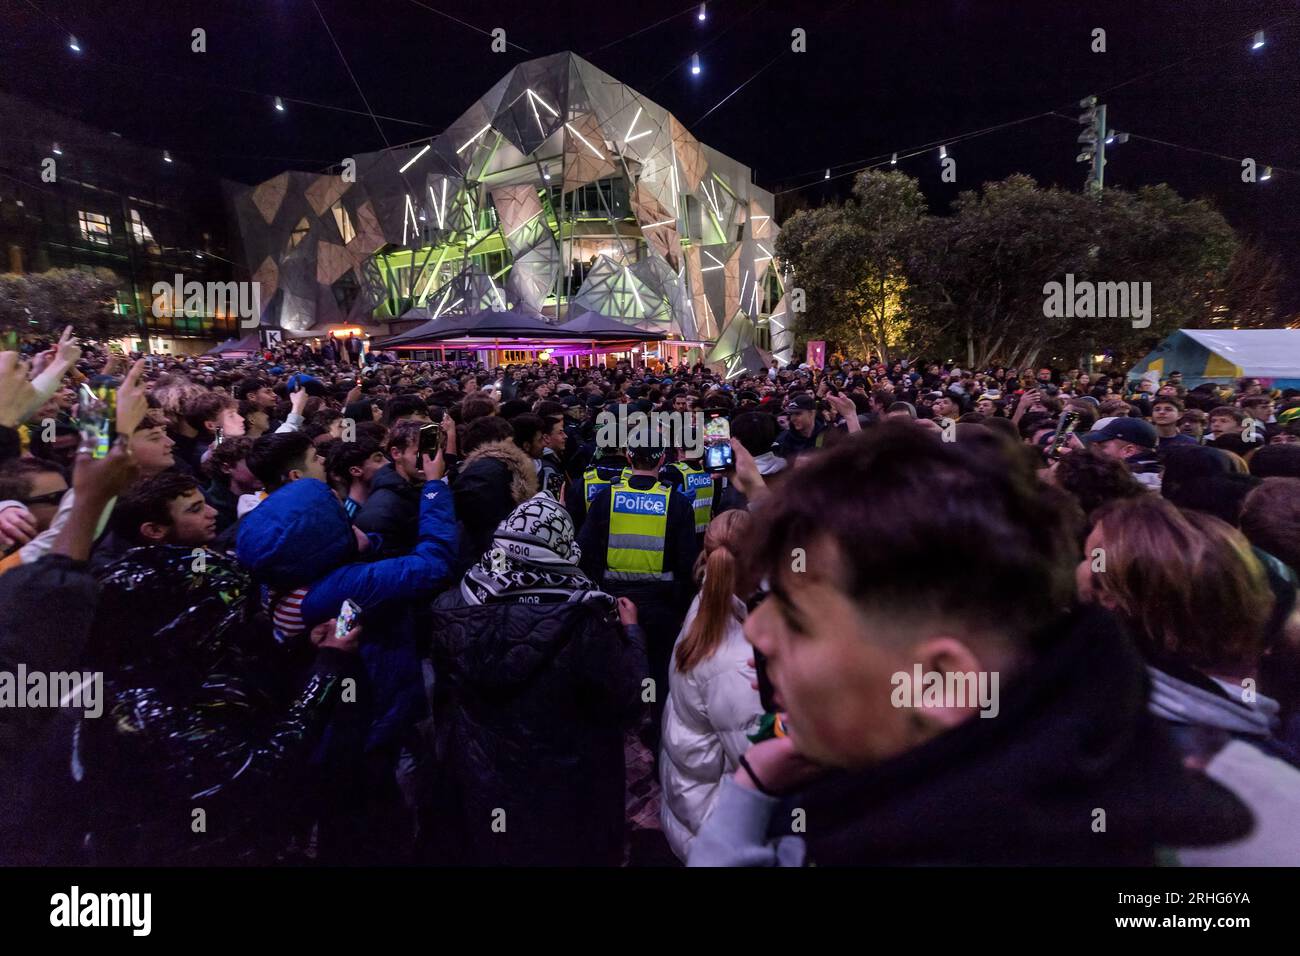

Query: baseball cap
[1082,417,1157,450]
[783,393,817,413]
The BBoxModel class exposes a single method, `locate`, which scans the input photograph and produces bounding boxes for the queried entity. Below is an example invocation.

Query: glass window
[288,217,310,249]
[331,202,356,244]
[78,210,111,246]
[129,209,155,244]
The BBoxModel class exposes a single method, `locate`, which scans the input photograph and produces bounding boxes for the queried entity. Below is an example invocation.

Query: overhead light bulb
[1261,166,1273,181]
[163,150,173,163]
[68,35,81,53]
[939,145,948,160]
[274,96,285,112]
[542,163,551,181]
[691,53,701,75]
[890,152,897,165]
[698,3,707,21]
[1252,30,1265,50]
[824,168,831,180]
[51,142,62,155]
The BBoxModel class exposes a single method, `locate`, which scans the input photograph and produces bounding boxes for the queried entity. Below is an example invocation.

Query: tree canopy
[0,268,130,340]
[776,169,1259,368]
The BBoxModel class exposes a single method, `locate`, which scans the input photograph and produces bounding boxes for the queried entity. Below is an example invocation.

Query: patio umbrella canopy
[558,310,668,342]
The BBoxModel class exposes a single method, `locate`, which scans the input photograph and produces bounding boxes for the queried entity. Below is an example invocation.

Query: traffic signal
[1076,95,1107,194]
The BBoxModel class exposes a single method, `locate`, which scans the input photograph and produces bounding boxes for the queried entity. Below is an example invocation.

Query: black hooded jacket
[354,463,422,556]
[425,588,647,865]
[783,607,1252,866]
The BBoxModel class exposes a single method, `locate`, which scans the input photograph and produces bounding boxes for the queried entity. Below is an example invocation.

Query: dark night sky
[2,0,1299,302]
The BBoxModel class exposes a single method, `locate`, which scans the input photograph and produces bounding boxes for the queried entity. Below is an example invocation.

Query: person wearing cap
[774,393,827,461]
[1151,396,1198,451]
[1082,417,1162,489]
[577,422,699,749]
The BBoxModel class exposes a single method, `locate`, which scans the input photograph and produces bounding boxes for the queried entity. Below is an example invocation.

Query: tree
[907,177,1239,369]
[0,268,129,339]
[1198,238,1284,330]
[775,170,926,364]
[907,175,1096,369]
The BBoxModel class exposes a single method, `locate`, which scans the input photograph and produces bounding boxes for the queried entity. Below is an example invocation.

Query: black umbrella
[558,309,668,342]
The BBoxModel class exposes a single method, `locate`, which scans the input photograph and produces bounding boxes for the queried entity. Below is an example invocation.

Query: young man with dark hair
[234,377,278,413]
[1151,396,1197,451]
[246,431,326,494]
[202,436,261,533]
[355,421,438,556]
[325,437,387,519]
[512,412,565,501]
[690,424,1250,866]
[111,471,218,550]
[385,394,430,426]
[182,392,246,472]
[1208,405,1246,441]
[0,458,68,538]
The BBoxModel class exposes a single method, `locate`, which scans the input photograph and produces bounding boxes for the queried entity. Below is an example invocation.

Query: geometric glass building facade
[231,53,792,371]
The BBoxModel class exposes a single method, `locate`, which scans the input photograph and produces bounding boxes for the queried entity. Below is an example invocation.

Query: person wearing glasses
[0,458,69,553]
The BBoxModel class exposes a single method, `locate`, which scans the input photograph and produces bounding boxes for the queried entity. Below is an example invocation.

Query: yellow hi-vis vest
[606,479,672,582]
[583,466,631,510]
[672,461,714,534]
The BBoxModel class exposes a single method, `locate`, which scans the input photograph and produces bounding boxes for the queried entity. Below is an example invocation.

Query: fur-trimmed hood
[461,439,539,504]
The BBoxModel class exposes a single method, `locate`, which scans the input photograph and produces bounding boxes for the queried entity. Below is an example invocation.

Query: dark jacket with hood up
[426,588,647,866]
[355,462,422,556]
[450,439,538,576]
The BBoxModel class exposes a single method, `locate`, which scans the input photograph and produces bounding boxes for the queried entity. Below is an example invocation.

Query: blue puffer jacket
[237,478,458,749]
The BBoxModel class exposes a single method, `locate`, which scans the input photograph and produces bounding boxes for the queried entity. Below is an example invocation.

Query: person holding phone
[355,420,445,558]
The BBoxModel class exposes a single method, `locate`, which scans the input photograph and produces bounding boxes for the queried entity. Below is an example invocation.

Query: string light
[691,53,701,75]
[274,96,285,112]
[698,3,707,21]
[68,35,80,53]
[1252,30,1266,50]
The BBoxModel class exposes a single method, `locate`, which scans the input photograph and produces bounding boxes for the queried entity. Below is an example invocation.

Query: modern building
[0,91,236,355]
[230,52,792,372]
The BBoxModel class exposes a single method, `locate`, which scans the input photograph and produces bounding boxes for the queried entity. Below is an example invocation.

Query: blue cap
[1082,417,1157,450]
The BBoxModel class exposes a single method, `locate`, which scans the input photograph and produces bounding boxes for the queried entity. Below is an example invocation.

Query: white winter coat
[659,592,763,861]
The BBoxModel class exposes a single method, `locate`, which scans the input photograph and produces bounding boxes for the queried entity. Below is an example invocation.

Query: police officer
[660,446,715,540]
[577,427,698,749]
[565,444,629,531]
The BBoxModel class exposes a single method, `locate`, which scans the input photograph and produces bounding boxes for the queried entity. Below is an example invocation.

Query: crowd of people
[1,329,1298,866]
